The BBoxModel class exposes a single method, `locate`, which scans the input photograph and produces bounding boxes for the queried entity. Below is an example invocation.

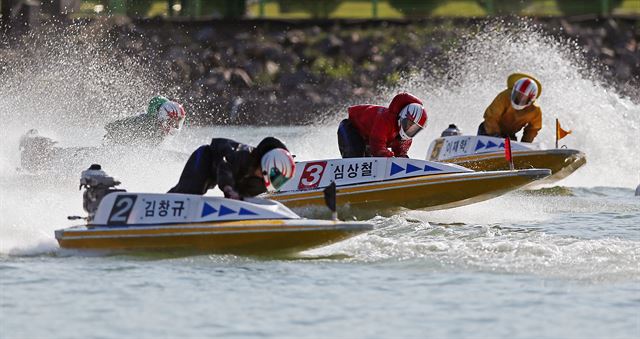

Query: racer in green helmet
[147,96,170,116]
[103,95,186,146]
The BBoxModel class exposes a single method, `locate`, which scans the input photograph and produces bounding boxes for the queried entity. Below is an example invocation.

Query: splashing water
[0,22,165,175]
[0,22,181,254]
[0,20,638,266]
[1,21,638,339]
[0,22,160,125]
[392,21,640,188]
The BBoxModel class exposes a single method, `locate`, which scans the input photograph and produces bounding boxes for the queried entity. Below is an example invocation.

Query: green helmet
[147,95,170,115]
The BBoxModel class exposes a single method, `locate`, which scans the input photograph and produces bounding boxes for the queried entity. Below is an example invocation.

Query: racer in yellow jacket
[477,73,542,143]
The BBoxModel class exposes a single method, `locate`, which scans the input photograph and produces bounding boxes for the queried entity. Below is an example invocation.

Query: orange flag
[556,119,572,148]
[556,119,572,140]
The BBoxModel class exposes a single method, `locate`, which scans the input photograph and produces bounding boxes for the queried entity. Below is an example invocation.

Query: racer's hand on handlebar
[223,186,241,200]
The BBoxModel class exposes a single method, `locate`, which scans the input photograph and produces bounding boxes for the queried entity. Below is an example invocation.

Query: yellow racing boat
[265,157,550,217]
[55,166,371,255]
[426,135,586,185]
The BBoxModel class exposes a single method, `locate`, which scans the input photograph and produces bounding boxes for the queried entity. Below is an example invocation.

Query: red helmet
[511,78,539,110]
[398,103,428,140]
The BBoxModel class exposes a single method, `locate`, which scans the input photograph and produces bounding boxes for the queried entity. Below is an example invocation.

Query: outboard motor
[79,164,124,221]
[441,124,462,137]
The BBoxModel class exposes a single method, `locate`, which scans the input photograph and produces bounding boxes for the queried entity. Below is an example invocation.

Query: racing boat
[55,165,372,255]
[18,129,187,176]
[264,157,551,217]
[426,134,586,185]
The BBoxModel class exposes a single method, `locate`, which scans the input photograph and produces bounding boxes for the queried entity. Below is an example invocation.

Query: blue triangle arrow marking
[390,162,405,176]
[499,143,505,149]
[238,208,258,216]
[486,140,497,149]
[218,205,236,217]
[424,164,441,172]
[201,202,218,217]
[475,140,486,151]
[406,163,421,173]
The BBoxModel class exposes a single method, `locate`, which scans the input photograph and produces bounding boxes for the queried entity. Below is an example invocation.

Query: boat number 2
[108,195,138,225]
[298,161,327,189]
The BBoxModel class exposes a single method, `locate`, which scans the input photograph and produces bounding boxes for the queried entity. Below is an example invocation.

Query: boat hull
[55,219,371,255]
[269,169,550,216]
[426,136,586,185]
[443,149,586,185]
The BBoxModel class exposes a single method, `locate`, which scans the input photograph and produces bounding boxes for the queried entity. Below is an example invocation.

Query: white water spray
[1,20,638,256]
[0,22,186,254]
[394,21,640,188]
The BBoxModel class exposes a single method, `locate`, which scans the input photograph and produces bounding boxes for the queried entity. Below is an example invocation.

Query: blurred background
[1,1,638,126]
[2,0,638,19]
[2,6,639,339]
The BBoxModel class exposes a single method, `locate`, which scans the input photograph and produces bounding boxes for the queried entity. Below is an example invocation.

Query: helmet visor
[266,167,289,191]
[400,119,423,138]
[511,90,534,107]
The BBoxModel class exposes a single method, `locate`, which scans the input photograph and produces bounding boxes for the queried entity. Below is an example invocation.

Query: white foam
[389,21,640,188]
[1,20,639,256]
[310,219,640,282]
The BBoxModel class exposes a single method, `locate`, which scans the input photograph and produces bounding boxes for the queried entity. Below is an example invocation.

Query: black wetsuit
[337,119,371,158]
[168,137,288,197]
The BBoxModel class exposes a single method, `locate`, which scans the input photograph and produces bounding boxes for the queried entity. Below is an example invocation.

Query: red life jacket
[347,92,423,157]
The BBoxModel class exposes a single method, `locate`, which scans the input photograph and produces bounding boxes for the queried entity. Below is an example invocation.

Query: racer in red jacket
[337,92,428,158]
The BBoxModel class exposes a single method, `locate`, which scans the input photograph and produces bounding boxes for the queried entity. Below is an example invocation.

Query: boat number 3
[298,161,327,189]
[108,195,138,225]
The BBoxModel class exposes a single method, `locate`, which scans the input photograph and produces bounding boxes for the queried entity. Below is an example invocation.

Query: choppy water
[2,21,640,339]
[1,126,639,339]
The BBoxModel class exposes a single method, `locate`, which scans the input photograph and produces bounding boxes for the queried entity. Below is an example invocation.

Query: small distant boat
[426,135,585,185]
[55,166,371,255]
[265,157,550,216]
[17,129,187,176]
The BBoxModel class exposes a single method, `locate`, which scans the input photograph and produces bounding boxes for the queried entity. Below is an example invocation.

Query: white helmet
[158,101,186,135]
[511,78,539,110]
[261,148,295,192]
[398,103,428,140]
[441,124,461,137]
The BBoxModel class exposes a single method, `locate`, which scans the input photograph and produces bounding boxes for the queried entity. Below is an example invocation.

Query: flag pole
[505,137,514,170]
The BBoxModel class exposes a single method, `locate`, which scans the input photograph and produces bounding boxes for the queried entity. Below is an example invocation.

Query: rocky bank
[2,16,638,125]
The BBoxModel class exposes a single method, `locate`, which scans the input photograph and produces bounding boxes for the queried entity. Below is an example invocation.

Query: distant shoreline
[2,16,637,125]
